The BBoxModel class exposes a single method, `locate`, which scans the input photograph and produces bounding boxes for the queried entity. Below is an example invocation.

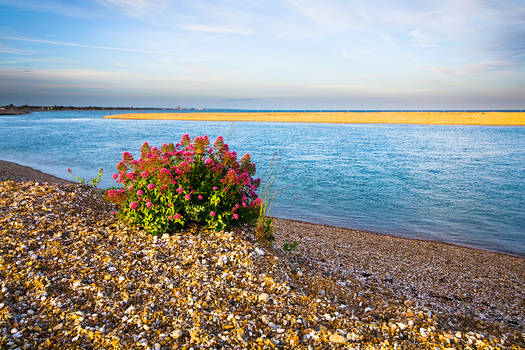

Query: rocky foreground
[0,179,523,349]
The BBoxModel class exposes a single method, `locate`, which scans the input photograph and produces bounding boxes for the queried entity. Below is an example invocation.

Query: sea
[1,109,524,256]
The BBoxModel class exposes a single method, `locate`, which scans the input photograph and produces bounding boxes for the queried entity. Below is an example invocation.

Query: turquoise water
[1,111,524,256]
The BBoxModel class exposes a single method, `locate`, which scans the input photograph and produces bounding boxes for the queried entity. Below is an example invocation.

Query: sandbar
[104,111,525,125]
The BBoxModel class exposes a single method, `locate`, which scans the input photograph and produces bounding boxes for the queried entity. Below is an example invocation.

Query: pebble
[125,305,136,314]
[258,293,269,302]
[171,330,183,339]
[329,334,346,343]
[254,248,265,256]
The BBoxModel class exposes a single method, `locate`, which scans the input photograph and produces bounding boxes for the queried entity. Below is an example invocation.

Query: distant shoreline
[104,111,525,125]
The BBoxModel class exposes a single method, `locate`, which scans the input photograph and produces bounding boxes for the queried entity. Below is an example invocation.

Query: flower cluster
[104,135,262,234]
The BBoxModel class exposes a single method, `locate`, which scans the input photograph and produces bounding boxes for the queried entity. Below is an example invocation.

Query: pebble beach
[1,160,523,349]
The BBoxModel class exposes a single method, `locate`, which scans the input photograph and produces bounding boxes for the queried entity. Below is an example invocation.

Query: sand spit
[103,111,525,125]
[0,162,524,348]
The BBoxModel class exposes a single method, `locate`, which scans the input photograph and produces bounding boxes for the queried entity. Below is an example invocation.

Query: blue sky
[0,0,524,109]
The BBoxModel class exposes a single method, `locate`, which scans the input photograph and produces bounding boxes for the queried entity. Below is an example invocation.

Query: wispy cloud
[0,43,31,55]
[1,57,81,65]
[181,25,254,35]
[99,0,167,17]
[429,60,515,75]
[284,0,366,31]
[0,36,174,55]
[0,0,104,19]
[408,29,438,47]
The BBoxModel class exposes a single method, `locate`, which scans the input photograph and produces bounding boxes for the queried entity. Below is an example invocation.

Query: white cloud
[0,36,174,55]
[408,29,438,47]
[0,43,32,55]
[0,0,104,19]
[429,60,514,75]
[181,25,254,35]
[99,0,169,17]
[284,0,366,31]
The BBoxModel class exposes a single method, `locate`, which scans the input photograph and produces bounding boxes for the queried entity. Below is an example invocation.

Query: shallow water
[1,111,524,256]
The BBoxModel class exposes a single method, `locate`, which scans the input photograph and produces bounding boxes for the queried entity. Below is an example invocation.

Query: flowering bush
[104,134,262,234]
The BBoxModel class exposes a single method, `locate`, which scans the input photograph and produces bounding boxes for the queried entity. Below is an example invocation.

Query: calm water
[1,111,524,256]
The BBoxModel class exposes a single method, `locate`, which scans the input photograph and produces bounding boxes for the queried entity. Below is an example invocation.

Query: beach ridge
[1,159,523,348]
[103,111,525,125]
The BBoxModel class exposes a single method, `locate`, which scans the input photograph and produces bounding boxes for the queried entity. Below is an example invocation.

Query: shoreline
[1,160,523,346]
[2,159,521,258]
[1,159,522,258]
[274,216,524,259]
[103,111,525,125]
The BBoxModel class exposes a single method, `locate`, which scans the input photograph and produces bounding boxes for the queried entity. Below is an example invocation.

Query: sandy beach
[103,111,525,125]
[1,160,523,348]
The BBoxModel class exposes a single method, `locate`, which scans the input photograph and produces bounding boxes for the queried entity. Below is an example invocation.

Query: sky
[0,0,524,109]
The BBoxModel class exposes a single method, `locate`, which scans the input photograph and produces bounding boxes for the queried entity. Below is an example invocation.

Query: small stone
[255,248,265,256]
[171,330,183,339]
[276,328,285,333]
[397,322,407,330]
[162,233,170,240]
[455,331,462,339]
[154,343,161,350]
[261,315,270,324]
[268,322,277,329]
[364,307,372,313]
[125,305,136,314]
[329,334,346,343]
[11,328,18,334]
[258,293,269,302]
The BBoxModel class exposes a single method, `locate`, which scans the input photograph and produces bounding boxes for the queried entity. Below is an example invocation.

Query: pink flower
[112,173,118,179]
[210,211,216,217]
[146,201,153,209]
[176,187,184,195]
[235,203,239,208]
[111,210,117,216]
[252,197,262,207]
[168,203,173,207]
[67,168,72,173]
[205,158,215,167]
[212,186,218,191]
[198,195,203,200]
[141,170,149,178]
[173,213,182,220]
[147,183,156,191]
[184,194,191,200]
[233,213,239,220]
[242,202,247,207]
[136,190,143,196]
[130,202,139,210]
[126,172,136,180]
